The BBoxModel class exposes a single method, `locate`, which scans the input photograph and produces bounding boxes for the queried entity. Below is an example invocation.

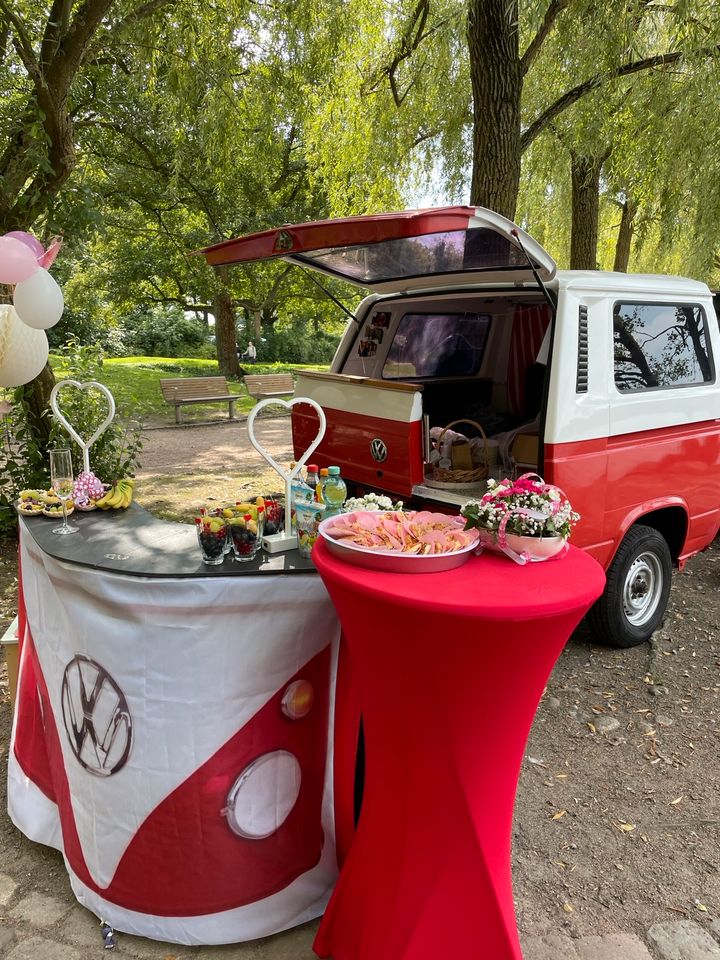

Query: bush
[255,322,341,364]
[0,341,143,537]
[123,307,208,357]
[47,306,129,357]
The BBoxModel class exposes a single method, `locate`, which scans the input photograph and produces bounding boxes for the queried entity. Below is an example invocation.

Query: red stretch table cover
[312,541,605,960]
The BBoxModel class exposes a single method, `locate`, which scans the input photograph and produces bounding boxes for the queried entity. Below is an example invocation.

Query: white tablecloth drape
[9,528,340,944]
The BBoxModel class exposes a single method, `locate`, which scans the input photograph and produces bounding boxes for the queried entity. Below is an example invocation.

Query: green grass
[47,356,326,423]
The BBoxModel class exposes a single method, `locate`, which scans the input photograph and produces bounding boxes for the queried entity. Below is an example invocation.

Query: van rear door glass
[613,302,713,391]
[382,313,491,379]
[302,229,530,285]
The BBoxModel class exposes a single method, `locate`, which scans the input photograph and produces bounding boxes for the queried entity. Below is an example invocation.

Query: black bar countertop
[19,504,316,578]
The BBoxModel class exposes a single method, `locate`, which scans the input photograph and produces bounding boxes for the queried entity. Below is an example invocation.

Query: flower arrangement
[461,474,580,543]
[343,492,404,513]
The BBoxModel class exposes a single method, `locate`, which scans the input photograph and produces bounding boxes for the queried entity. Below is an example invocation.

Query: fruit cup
[228,508,265,562]
[195,514,229,565]
[262,495,285,535]
[213,505,237,553]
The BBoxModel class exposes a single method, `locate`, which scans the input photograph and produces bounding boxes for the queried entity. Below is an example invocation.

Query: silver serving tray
[318,513,479,574]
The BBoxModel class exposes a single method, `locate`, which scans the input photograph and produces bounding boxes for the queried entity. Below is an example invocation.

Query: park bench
[243,373,295,401]
[160,376,238,424]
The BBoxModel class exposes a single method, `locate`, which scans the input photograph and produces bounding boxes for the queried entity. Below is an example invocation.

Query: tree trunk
[250,309,262,340]
[213,266,239,378]
[467,0,522,219]
[18,362,56,453]
[613,197,637,272]
[570,152,607,270]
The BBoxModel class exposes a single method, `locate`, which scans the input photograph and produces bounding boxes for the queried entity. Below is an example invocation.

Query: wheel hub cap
[623,552,663,627]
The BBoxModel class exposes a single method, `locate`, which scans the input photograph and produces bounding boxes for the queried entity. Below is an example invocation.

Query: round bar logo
[370,438,388,462]
[61,655,133,776]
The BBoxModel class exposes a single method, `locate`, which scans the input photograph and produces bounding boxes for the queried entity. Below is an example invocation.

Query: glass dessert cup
[228,511,264,562]
[262,496,285,536]
[195,515,229,565]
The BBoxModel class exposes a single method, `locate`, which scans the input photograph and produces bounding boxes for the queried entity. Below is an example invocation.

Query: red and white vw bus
[202,207,720,647]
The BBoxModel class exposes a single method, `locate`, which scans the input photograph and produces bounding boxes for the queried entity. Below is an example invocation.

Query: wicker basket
[430,419,490,484]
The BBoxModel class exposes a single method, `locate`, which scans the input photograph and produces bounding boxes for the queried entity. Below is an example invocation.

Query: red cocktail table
[312,540,605,960]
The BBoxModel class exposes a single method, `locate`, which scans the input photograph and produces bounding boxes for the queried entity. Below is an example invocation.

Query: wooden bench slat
[159,376,237,423]
[244,374,295,400]
[172,395,237,404]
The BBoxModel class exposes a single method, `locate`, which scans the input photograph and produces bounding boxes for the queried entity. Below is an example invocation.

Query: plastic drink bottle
[305,464,320,498]
[321,466,347,517]
[316,467,329,502]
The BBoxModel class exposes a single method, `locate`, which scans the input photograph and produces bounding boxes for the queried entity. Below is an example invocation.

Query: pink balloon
[5,230,44,259]
[39,238,63,269]
[0,236,38,284]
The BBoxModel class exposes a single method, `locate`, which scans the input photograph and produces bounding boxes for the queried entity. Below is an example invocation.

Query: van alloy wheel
[587,524,673,648]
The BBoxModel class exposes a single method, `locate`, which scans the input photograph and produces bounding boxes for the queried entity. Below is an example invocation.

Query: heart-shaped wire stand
[247,396,327,553]
[50,379,116,475]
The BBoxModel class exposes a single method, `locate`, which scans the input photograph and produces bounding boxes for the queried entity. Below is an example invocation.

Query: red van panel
[292,403,424,497]
[546,419,720,568]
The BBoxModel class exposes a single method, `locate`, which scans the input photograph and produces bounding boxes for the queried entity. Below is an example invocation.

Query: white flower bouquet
[461,473,580,562]
[343,492,404,513]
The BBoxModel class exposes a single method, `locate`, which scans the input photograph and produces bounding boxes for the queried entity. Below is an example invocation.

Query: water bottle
[316,467,329,503]
[321,466,347,517]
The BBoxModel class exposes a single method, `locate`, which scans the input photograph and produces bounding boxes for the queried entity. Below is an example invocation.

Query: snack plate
[318,514,479,574]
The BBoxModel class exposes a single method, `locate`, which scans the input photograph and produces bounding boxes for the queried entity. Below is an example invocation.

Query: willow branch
[521,49,695,152]
[520,0,571,78]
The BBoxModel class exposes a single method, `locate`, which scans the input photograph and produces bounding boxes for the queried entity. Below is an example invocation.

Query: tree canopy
[2,0,720,388]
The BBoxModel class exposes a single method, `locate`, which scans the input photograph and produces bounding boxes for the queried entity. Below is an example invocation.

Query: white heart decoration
[50,379,116,475]
[247,397,327,539]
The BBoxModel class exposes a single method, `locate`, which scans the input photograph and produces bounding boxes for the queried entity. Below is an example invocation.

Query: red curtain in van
[507,304,551,415]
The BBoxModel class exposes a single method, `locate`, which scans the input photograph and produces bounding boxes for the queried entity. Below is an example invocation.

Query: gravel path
[139,415,293,476]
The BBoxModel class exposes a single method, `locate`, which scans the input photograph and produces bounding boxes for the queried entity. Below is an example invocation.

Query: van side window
[613,302,713,391]
[382,313,491,379]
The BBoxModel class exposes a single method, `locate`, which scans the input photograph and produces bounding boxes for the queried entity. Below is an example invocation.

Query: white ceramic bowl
[504,533,566,559]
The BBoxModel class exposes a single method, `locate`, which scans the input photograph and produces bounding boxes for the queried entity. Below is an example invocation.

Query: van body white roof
[553,270,711,298]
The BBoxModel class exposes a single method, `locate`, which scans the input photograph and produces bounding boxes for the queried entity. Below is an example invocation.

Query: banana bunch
[95,477,136,510]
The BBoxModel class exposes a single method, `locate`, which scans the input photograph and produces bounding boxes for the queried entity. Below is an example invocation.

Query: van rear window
[298,229,532,284]
[382,313,491,379]
[613,302,713,391]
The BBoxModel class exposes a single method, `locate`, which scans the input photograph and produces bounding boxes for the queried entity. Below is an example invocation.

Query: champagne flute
[49,448,78,536]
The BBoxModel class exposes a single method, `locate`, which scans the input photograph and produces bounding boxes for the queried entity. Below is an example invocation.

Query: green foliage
[122,307,209,357]
[47,304,129,357]
[259,319,342,365]
[0,342,143,538]
[46,355,327,421]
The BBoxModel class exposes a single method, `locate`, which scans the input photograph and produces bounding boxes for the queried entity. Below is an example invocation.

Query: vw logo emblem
[370,438,388,462]
[61,655,133,777]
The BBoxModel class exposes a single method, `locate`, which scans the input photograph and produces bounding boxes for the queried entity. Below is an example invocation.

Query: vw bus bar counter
[8,505,340,945]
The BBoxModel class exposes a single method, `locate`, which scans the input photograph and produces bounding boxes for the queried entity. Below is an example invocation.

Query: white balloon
[13,267,64,329]
[0,305,49,387]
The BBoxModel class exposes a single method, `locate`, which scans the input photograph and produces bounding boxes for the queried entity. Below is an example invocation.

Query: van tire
[588,524,672,648]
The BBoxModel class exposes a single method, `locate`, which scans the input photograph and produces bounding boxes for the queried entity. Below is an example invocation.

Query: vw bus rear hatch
[199,207,556,293]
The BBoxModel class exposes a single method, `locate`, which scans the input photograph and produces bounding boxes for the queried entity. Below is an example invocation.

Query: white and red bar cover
[8,532,340,944]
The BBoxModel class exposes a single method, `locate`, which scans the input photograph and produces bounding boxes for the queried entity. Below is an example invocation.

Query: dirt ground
[0,415,718,945]
[136,413,295,520]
